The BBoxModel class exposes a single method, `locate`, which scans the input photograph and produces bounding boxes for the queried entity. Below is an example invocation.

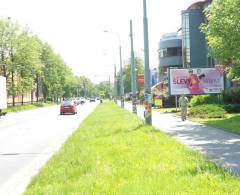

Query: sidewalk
[121,101,240,176]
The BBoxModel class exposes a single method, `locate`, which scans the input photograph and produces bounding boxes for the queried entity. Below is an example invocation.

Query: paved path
[122,102,240,176]
[0,102,98,195]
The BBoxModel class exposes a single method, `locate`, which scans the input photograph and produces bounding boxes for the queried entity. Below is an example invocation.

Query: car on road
[60,100,77,115]
[79,97,86,104]
[89,97,96,102]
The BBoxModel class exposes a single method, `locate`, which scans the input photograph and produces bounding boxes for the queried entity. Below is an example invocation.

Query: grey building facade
[182,0,214,68]
[158,32,182,82]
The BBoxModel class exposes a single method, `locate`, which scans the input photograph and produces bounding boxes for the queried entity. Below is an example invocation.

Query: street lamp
[143,0,152,125]
[103,53,118,103]
[103,30,124,108]
[129,20,137,114]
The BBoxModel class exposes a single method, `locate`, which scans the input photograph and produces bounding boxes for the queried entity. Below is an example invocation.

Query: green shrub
[189,104,226,118]
[189,95,219,107]
[190,95,218,106]
[222,104,240,113]
[222,89,240,104]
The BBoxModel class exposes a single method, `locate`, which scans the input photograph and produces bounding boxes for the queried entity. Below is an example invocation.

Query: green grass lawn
[2,102,57,113]
[25,103,240,194]
[191,113,240,134]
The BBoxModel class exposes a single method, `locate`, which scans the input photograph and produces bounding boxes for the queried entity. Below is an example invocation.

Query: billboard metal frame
[168,67,225,96]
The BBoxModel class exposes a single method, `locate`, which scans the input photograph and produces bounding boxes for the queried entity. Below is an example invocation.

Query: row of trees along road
[0,18,95,106]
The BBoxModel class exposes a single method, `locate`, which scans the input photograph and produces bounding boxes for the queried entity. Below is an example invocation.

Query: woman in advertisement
[187,69,205,94]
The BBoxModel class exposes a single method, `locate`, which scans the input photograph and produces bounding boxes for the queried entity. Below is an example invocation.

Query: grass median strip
[25,102,240,194]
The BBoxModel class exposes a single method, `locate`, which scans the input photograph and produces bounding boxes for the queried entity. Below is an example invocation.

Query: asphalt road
[0,101,98,194]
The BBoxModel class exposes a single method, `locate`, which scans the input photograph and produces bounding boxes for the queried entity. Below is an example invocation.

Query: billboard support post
[175,96,178,112]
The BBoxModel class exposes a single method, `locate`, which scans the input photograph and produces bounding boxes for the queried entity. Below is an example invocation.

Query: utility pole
[130,20,137,114]
[143,0,152,125]
[103,30,124,108]
[114,64,117,103]
[108,75,111,100]
[119,44,124,108]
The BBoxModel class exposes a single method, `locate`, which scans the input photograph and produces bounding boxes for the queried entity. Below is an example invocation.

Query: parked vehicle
[60,100,77,115]
[79,97,86,104]
[89,97,96,102]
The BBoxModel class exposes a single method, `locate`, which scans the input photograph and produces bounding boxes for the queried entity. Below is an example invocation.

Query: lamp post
[103,30,124,108]
[103,53,118,103]
[114,63,117,103]
[129,20,137,114]
[143,0,152,125]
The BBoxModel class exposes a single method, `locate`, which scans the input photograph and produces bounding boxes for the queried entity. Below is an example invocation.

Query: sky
[0,0,194,83]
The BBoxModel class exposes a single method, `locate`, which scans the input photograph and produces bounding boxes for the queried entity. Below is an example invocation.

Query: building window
[159,47,182,58]
[182,12,191,68]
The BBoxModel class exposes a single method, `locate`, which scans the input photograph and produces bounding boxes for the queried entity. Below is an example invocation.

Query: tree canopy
[0,18,95,104]
[202,0,240,79]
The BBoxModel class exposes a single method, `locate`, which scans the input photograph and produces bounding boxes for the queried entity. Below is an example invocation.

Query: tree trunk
[22,94,24,105]
[11,71,15,106]
[31,90,33,104]
[36,75,39,102]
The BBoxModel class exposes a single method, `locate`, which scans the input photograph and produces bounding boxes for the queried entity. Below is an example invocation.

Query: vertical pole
[130,20,137,114]
[143,0,152,125]
[114,64,117,103]
[109,75,111,100]
[175,96,178,112]
[36,74,39,102]
[119,45,124,108]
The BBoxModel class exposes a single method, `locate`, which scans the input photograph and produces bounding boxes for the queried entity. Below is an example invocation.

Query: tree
[119,57,144,94]
[202,0,240,79]
[14,31,43,104]
[0,18,20,106]
[41,44,66,101]
[96,80,112,98]
[73,76,94,97]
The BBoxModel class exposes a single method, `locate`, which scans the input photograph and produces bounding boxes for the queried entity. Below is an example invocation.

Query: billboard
[0,76,7,109]
[169,68,224,95]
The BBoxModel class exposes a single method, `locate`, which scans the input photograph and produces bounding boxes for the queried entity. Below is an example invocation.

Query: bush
[189,104,226,118]
[189,95,219,107]
[222,104,240,113]
[222,89,240,104]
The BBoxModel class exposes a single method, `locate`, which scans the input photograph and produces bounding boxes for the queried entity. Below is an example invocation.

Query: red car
[60,100,77,115]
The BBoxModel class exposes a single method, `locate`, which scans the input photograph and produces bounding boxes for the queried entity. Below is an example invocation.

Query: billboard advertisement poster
[0,76,7,109]
[169,68,224,95]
